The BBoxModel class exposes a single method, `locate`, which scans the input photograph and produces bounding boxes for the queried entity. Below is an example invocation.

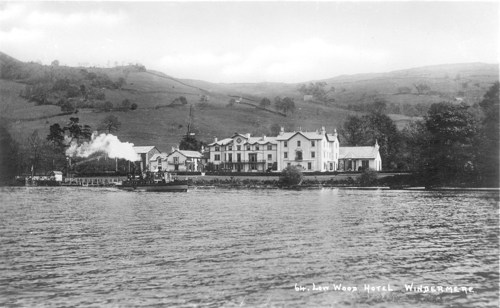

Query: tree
[121,99,131,111]
[60,99,75,113]
[297,82,328,102]
[341,112,401,170]
[414,83,431,95]
[200,95,209,102]
[172,96,188,106]
[260,97,271,108]
[277,97,296,114]
[423,102,479,186]
[369,99,387,114]
[99,115,121,133]
[359,169,378,186]
[102,101,113,112]
[341,115,367,146]
[269,123,282,136]
[179,134,204,151]
[400,120,431,171]
[274,96,283,111]
[65,117,92,142]
[116,77,126,89]
[130,103,138,110]
[397,86,412,94]
[475,82,499,186]
[47,123,65,147]
[51,60,59,66]
[279,165,303,186]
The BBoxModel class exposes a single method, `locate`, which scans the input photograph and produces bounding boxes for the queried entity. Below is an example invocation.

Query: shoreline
[187,185,500,192]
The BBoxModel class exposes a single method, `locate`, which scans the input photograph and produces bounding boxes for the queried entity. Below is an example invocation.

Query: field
[1,52,498,152]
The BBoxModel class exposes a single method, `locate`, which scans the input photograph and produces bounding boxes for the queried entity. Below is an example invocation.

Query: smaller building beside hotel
[338,141,382,171]
[149,149,204,172]
[133,146,161,172]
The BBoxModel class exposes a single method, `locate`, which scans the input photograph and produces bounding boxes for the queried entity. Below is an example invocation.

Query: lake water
[0,187,498,307]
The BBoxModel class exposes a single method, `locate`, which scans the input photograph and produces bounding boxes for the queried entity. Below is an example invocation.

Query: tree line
[340,82,499,187]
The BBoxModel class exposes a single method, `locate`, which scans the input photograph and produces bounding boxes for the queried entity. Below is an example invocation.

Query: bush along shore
[187,169,411,189]
[186,170,498,190]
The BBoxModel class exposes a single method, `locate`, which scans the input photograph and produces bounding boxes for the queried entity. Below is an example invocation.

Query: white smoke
[66,133,140,161]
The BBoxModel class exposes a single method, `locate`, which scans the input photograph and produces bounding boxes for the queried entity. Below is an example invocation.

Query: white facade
[149,152,168,172]
[338,142,382,171]
[208,133,277,172]
[150,150,203,172]
[276,127,339,172]
[207,127,340,172]
[133,146,161,172]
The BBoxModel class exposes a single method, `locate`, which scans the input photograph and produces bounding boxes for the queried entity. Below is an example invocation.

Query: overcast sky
[1,1,498,83]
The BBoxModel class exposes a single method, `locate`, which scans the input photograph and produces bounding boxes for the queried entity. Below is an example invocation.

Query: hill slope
[1,51,498,152]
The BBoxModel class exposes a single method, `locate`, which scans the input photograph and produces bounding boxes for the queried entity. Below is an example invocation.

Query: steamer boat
[116,171,188,192]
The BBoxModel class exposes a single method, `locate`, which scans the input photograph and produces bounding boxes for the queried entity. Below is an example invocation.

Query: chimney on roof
[333,128,338,137]
[171,146,175,153]
[246,133,250,138]
[320,126,326,135]
[279,126,284,136]
[263,135,266,140]
[375,139,379,149]
[214,137,218,143]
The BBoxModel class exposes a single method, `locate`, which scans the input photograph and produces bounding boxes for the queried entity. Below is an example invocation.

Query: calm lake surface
[0,187,498,307]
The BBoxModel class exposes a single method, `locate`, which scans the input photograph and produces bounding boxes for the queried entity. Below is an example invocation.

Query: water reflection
[0,187,498,307]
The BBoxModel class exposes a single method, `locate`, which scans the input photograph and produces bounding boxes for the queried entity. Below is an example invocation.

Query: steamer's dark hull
[117,180,188,192]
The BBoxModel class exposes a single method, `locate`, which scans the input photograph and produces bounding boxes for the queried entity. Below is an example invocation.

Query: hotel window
[228,145,232,151]
[311,151,315,158]
[295,151,303,161]
[297,140,301,147]
[284,152,288,159]
[287,163,291,167]
[268,163,273,169]
[214,154,220,161]
[308,162,312,170]
[246,145,251,150]
[215,146,220,152]
[267,145,272,150]
[173,157,179,164]
[237,145,241,151]
[284,141,288,147]
[311,140,315,147]
[228,153,233,162]
[256,145,260,150]
[267,154,272,160]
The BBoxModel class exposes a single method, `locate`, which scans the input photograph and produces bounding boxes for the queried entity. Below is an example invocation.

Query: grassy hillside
[1,51,498,153]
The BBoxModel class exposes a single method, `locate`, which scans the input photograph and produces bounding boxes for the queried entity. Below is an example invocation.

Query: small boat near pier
[116,171,188,192]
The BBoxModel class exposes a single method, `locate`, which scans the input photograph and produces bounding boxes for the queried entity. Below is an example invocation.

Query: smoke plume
[66,133,140,161]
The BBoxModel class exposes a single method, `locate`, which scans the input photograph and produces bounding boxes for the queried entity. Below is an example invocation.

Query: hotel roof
[172,150,204,158]
[133,146,157,154]
[276,131,325,141]
[339,146,379,159]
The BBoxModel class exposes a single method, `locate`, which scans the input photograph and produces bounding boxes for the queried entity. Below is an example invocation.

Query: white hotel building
[276,126,340,172]
[207,133,278,172]
[207,127,341,172]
